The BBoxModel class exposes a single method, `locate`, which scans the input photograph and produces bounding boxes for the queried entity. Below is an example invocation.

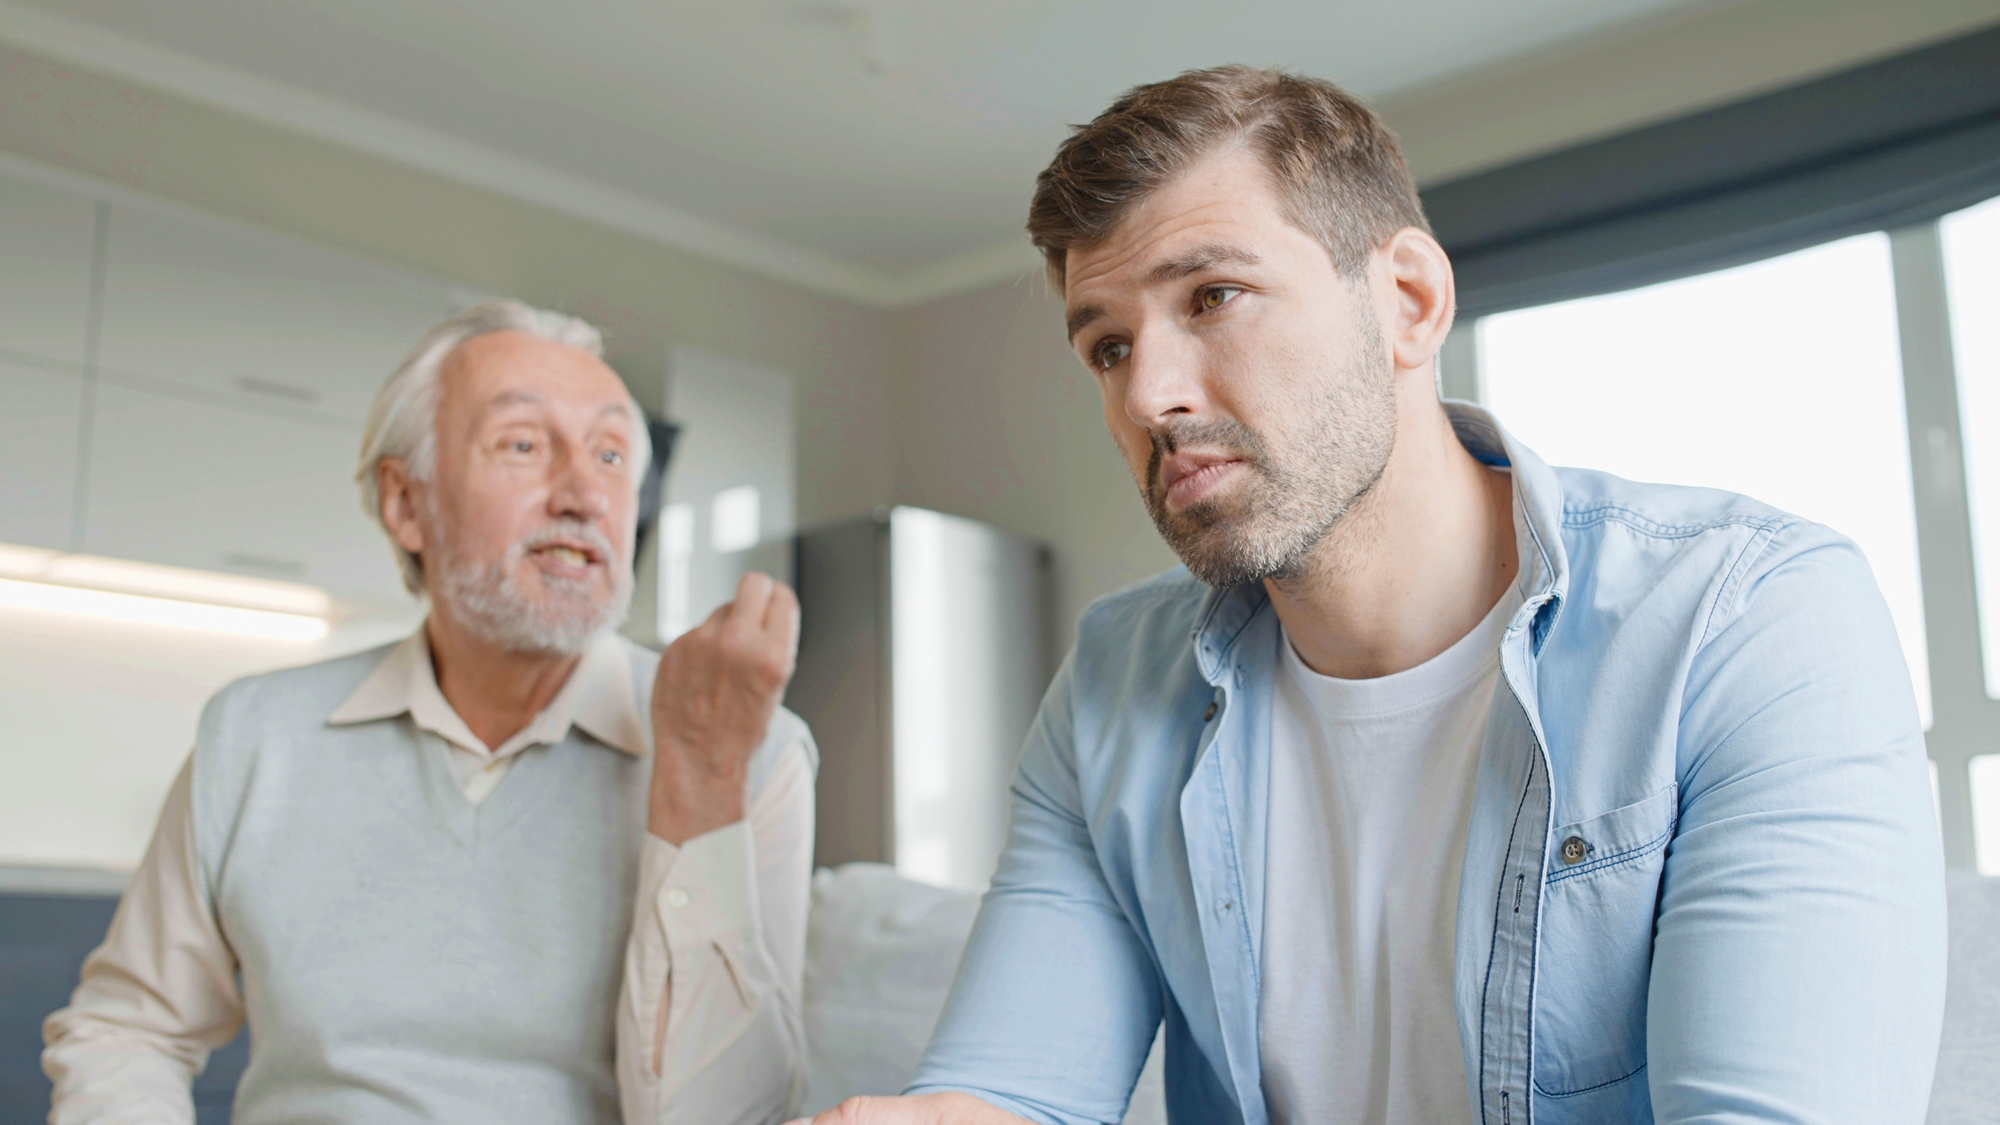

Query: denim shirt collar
[1189,400,1572,676]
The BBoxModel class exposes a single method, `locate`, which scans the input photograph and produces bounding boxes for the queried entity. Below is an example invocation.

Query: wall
[886,279,1176,653]
[0,607,417,868]
[0,43,897,531]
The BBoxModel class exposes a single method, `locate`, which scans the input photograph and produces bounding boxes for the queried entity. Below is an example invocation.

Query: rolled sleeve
[907,653,1162,1125]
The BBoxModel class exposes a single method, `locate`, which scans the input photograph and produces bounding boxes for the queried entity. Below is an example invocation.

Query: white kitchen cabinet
[0,172,97,369]
[82,382,410,606]
[98,205,467,422]
[0,362,84,550]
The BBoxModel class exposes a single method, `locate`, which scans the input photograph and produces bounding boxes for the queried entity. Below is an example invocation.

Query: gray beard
[1142,312,1398,589]
[429,518,632,656]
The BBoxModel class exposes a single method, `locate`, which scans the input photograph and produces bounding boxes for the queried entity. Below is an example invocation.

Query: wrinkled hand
[649,571,800,845]
[787,1093,1035,1125]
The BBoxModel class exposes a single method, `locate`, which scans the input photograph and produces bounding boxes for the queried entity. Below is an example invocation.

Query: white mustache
[513,520,618,567]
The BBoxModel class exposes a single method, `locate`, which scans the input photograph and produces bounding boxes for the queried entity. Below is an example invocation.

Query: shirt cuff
[641,821,760,942]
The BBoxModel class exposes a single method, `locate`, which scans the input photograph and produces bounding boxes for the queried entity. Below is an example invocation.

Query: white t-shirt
[1258,587,1521,1125]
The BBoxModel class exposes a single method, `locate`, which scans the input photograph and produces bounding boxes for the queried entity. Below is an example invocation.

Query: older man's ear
[375,457,428,558]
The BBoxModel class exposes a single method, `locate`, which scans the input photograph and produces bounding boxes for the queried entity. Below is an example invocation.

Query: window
[1465,198,2000,871]
[1973,754,2000,876]
[1480,234,1930,724]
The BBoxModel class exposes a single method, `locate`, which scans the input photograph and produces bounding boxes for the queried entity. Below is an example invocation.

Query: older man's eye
[600,450,624,466]
[508,440,535,454]
[1095,341,1132,371]
[1200,286,1243,311]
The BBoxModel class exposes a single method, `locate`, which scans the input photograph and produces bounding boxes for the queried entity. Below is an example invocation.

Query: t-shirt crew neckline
[1279,583,1522,721]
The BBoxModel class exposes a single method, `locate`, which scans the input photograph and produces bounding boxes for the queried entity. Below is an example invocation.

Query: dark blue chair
[0,893,247,1124]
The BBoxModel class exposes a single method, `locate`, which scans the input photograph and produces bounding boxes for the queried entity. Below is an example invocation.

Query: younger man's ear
[1381,227,1456,374]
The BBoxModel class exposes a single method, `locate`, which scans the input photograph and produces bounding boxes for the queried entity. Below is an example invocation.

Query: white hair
[358,298,652,595]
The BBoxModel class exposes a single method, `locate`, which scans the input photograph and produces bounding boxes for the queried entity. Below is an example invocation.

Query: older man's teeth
[541,546,589,566]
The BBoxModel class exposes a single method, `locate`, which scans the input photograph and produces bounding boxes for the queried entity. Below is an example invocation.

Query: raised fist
[647,570,800,844]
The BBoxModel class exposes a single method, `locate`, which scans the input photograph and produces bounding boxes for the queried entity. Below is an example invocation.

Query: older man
[43,300,812,1125]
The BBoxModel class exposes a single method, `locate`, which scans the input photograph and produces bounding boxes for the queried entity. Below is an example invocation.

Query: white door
[0,362,84,550]
[0,172,96,369]
[82,382,409,606]
[98,204,467,422]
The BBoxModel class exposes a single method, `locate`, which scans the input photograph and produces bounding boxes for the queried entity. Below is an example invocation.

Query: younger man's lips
[1161,453,1244,509]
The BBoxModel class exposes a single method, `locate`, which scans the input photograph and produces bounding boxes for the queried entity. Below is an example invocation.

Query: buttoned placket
[1180,583,1281,1125]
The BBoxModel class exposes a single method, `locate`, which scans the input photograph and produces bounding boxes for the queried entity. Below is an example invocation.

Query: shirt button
[1561,836,1588,864]
[1203,701,1218,722]
[666,888,690,908]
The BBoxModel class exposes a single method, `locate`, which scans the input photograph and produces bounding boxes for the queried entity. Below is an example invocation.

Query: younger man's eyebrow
[1066,305,1104,343]
[1149,244,1262,284]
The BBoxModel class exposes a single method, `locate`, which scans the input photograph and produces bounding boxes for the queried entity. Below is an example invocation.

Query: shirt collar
[327,625,647,760]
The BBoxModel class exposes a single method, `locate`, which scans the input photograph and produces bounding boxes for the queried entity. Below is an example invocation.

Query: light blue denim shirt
[909,403,1947,1125]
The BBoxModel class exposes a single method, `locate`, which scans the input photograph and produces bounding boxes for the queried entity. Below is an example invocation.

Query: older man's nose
[550,450,611,519]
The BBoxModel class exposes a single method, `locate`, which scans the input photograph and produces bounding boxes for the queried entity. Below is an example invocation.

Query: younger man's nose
[1121,334,1208,432]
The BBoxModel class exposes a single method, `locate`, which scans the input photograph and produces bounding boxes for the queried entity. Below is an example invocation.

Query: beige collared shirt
[42,628,814,1125]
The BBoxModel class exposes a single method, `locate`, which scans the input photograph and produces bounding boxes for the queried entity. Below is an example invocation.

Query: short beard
[428,517,632,656]
[1142,310,1398,588]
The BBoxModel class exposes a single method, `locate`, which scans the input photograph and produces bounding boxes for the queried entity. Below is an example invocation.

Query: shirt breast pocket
[1533,783,1678,1099]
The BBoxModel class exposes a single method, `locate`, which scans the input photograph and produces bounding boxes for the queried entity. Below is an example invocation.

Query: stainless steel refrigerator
[789,507,1052,892]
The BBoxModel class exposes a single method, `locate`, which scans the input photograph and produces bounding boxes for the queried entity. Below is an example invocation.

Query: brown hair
[1026,65,1430,290]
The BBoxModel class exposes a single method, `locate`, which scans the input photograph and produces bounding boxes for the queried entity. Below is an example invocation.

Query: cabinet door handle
[223,551,307,577]
[233,375,318,404]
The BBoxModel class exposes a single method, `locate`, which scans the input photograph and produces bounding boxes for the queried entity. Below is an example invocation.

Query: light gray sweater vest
[188,638,808,1125]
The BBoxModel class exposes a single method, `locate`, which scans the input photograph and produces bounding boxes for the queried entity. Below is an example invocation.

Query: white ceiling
[0,0,1709,305]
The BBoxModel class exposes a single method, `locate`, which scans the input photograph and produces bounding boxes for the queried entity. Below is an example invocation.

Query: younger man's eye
[1200,286,1244,311]
[1095,341,1133,370]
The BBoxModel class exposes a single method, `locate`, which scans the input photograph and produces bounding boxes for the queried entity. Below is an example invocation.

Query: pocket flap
[1546,784,1678,883]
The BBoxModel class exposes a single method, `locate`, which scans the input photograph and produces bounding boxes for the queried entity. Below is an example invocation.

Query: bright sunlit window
[1942,195,2000,701]
[1480,234,1930,725]
[1972,754,2000,876]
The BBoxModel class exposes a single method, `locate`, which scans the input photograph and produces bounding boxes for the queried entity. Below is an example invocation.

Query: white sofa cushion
[1930,872,2000,1124]
[800,863,1166,1123]
[800,864,983,1115]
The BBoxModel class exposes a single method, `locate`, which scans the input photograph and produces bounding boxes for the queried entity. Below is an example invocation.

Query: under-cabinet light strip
[0,577,329,641]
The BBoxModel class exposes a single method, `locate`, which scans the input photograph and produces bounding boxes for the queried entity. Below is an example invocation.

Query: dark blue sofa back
[0,893,246,1123]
